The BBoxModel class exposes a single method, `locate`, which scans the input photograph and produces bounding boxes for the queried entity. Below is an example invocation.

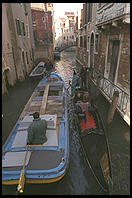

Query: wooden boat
[29,62,46,78]
[2,72,69,192]
[54,51,60,60]
[73,90,113,193]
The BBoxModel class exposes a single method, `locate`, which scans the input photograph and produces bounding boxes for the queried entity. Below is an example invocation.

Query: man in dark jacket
[27,112,47,145]
[80,65,88,90]
[45,58,53,72]
[71,70,80,97]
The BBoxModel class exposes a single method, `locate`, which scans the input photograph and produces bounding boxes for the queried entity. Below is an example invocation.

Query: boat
[54,51,60,60]
[29,62,46,78]
[2,72,69,193]
[73,90,113,194]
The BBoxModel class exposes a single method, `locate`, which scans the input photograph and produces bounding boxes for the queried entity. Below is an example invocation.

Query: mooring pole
[107,90,119,125]
[96,75,101,96]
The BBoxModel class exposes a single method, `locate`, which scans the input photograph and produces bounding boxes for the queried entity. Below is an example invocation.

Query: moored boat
[73,90,113,194]
[2,72,69,193]
[29,62,46,78]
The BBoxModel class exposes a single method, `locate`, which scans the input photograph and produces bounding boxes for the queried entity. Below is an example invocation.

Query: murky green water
[2,47,130,195]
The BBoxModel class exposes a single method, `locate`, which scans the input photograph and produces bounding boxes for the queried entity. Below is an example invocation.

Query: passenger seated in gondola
[83,91,90,103]
[75,104,86,121]
[73,92,83,104]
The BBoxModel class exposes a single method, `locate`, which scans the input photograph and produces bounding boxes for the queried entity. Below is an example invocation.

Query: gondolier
[45,58,53,72]
[27,112,47,145]
[71,70,80,97]
[80,65,88,90]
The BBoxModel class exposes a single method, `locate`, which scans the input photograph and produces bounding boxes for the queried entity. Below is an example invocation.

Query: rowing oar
[17,145,30,194]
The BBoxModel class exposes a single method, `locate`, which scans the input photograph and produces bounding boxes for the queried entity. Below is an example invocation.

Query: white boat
[29,62,46,78]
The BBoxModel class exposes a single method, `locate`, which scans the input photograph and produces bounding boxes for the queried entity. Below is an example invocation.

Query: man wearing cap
[45,58,53,72]
[27,112,47,145]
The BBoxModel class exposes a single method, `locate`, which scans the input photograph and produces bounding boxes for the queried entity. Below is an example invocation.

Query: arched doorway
[3,68,10,92]
[90,32,94,69]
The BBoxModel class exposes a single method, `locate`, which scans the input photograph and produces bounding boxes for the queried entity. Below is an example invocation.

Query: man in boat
[73,91,83,104]
[27,112,47,145]
[71,70,80,97]
[45,58,53,73]
[80,65,88,90]
[82,91,90,103]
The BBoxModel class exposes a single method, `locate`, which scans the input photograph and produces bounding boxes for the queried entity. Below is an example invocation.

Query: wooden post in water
[107,90,119,125]
[96,75,101,96]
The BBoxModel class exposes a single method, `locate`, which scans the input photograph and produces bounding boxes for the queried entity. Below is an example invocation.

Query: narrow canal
[2,47,130,195]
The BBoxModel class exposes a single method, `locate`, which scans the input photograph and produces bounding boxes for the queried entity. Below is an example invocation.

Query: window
[42,17,45,22]
[87,36,90,51]
[30,50,32,60]
[21,22,25,36]
[26,52,28,64]
[87,3,93,22]
[15,19,22,36]
[26,24,29,38]
[84,35,87,49]
[76,37,78,46]
[95,34,99,52]
[80,36,83,47]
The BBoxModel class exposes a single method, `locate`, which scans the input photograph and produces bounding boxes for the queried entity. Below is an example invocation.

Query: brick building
[31,9,52,41]
[76,3,130,125]
[31,5,54,62]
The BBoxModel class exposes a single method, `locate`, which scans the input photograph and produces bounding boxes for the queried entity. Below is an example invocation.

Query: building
[2,3,35,95]
[31,4,54,62]
[76,3,130,125]
[54,12,76,49]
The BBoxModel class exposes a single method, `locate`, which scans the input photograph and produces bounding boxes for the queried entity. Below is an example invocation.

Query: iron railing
[91,68,130,125]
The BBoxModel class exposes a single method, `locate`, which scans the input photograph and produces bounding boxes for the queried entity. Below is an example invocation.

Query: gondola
[2,72,69,193]
[73,89,113,194]
[29,62,46,78]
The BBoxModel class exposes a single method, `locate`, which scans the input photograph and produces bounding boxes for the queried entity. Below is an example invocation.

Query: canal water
[2,47,130,195]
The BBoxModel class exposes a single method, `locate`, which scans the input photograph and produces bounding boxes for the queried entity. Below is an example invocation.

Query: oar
[17,145,30,194]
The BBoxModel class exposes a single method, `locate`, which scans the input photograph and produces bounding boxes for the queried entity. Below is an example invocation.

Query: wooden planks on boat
[40,84,49,115]
[19,92,36,119]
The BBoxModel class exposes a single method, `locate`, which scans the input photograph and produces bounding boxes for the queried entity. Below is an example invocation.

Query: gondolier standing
[45,58,53,73]
[71,70,80,97]
[80,65,88,90]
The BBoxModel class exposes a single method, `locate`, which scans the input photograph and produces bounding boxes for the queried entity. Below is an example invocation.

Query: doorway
[90,32,94,69]
[3,69,10,91]
[107,40,120,83]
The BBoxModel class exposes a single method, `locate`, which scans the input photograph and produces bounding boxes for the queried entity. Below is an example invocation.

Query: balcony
[91,68,130,126]
[96,3,130,27]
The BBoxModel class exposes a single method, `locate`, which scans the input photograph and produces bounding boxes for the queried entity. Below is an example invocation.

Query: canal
[2,47,130,195]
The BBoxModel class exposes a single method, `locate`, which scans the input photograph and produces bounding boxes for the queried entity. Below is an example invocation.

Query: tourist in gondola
[27,112,47,145]
[73,91,83,104]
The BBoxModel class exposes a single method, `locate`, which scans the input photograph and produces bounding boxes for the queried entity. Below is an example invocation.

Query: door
[108,40,120,82]
[90,33,94,68]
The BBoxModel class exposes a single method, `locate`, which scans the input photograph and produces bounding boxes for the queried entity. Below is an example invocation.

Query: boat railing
[90,67,130,125]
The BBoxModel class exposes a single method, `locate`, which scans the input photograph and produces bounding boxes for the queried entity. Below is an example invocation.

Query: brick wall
[32,9,52,40]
